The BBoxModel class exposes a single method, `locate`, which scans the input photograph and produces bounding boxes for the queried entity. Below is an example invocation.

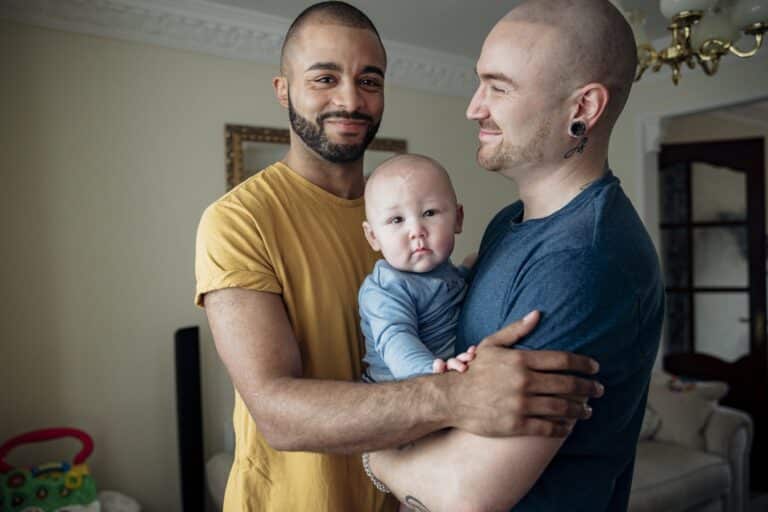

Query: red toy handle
[0,428,94,473]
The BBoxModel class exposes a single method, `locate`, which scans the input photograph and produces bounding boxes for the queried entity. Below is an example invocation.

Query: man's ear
[362,221,380,251]
[570,83,609,132]
[455,204,464,234]
[273,75,289,109]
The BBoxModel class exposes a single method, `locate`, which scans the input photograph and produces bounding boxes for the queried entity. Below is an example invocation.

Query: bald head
[280,1,386,75]
[502,0,637,127]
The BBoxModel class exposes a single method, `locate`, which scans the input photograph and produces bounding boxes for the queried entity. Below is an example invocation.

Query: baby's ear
[362,221,381,251]
[455,204,464,234]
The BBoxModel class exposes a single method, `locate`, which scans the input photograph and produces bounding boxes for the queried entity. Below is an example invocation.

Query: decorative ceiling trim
[0,0,477,97]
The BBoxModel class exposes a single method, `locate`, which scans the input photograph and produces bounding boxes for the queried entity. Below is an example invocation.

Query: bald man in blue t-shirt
[366,1,664,511]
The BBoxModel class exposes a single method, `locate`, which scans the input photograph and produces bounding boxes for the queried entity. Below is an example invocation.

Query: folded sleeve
[195,199,281,306]
[359,280,436,379]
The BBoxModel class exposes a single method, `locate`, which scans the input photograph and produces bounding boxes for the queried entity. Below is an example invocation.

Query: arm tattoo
[404,496,431,512]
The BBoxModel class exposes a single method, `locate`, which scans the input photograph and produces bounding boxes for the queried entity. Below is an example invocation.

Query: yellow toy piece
[64,464,90,490]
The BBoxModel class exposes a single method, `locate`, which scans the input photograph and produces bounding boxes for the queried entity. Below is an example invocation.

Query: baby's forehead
[367,157,452,194]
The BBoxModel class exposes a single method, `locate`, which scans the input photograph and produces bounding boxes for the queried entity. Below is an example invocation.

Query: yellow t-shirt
[195,162,397,512]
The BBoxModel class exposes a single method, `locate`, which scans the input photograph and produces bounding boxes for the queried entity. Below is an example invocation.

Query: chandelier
[622,0,767,85]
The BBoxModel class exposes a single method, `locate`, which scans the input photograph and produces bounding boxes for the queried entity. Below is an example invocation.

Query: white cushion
[647,371,728,450]
[638,406,661,441]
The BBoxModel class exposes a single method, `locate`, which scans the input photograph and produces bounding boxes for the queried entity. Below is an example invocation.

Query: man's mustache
[318,111,374,123]
[479,121,501,131]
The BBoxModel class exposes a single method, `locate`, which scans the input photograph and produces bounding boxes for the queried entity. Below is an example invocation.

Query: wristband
[362,452,391,494]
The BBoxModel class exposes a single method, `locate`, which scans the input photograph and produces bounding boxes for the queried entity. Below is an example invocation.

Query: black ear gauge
[569,120,587,138]
[564,121,589,159]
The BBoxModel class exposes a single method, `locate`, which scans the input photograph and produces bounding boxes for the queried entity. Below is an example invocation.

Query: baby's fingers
[432,358,447,374]
[446,358,468,372]
[455,346,477,363]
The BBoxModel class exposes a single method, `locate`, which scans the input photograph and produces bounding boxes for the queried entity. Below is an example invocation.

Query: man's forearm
[371,429,562,512]
[242,373,457,453]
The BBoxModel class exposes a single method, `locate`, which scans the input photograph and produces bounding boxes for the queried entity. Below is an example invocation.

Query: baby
[359,154,475,383]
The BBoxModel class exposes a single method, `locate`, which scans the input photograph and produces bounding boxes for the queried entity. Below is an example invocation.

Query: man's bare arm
[205,289,602,453]
[368,330,593,510]
[371,427,565,511]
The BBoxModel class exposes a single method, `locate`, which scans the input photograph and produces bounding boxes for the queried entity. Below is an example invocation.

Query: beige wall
[0,20,509,510]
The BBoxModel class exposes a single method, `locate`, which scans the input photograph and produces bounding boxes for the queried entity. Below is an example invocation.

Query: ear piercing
[564,120,588,159]
[569,120,587,138]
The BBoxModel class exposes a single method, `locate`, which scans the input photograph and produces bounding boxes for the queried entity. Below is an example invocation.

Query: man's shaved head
[503,0,637,128]
[280,1,386,75]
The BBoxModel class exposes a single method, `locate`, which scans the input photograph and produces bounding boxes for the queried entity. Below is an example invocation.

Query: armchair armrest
[704,406,752,512]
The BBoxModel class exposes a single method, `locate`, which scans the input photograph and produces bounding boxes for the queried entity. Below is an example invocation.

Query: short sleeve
[505,249,657,455]
[195,199,281,306]
[504,249,644,379]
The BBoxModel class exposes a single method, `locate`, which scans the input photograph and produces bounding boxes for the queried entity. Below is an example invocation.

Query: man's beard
[288,95,380,163]
[477,119,552,172]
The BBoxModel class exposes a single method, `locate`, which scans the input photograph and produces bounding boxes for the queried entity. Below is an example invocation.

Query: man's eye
[423,209,437,217]
[491,85,506,94]
[315,76,335,84]
[360,78,382,88]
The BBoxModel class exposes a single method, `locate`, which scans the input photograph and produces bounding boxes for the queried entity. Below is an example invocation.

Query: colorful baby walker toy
[0,428,99,512]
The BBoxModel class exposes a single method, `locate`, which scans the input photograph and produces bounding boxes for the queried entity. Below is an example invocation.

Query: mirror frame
[225,124,408,190]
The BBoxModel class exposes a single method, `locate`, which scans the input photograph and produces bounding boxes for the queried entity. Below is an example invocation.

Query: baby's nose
[409,224,426,239]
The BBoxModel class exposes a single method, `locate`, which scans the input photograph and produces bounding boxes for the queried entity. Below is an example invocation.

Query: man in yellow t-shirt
[195,2,603,511]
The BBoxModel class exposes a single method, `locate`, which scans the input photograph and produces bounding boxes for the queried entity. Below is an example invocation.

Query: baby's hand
[432,345,477,373]
[461,252,478,269]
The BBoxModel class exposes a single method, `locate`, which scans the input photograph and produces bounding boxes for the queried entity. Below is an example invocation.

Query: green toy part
[0,429,99,512]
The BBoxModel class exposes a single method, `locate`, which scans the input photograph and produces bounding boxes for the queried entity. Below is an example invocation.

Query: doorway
[655,103,768,490]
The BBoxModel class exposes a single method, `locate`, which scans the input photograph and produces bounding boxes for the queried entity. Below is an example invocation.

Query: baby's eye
[423,209,437,217]
[390,216,404,224]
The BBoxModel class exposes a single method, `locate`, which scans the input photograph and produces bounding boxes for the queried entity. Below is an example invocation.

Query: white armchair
[629,374,753,512]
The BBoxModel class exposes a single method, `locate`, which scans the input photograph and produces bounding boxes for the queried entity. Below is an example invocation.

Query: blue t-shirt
[360,259,467,381]
[456,171,664,512]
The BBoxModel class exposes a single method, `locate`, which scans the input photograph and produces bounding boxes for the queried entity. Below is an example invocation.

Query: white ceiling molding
[0,0,477,97]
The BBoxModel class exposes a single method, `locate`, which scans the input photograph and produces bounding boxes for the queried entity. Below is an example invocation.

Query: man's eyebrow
[361,65,385,78]
[305,63,384,78]
[475,69,519,89]
[306,62,342,72]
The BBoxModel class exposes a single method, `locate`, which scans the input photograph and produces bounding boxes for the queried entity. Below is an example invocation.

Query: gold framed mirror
[225,124,408,190]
